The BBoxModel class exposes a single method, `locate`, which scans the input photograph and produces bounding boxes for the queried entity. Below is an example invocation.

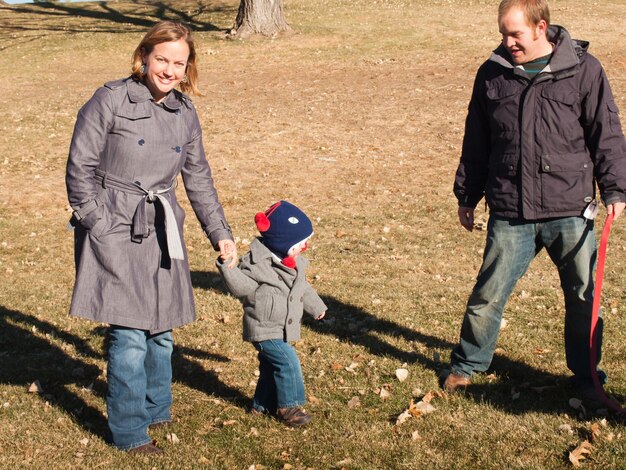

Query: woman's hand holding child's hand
[316,311,326,320]
[218,239,238,268]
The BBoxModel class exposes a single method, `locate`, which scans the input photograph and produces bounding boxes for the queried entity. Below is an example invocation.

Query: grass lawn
[1,0,626,468]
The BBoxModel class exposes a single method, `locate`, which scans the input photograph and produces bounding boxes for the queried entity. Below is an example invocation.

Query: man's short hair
[498,0,550,27]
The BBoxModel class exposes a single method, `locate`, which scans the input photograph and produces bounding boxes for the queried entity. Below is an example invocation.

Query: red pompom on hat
[255,212,271,232]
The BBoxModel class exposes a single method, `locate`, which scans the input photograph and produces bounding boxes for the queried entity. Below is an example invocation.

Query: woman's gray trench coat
[66,77,232,333]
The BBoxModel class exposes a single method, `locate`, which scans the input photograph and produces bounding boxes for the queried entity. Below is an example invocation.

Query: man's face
[499,7,547,64]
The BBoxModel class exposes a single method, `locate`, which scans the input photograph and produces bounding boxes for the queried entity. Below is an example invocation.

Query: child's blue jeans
[252,339,305,413]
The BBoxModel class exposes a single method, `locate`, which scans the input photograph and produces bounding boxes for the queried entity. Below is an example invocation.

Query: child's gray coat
[217,238,327,342]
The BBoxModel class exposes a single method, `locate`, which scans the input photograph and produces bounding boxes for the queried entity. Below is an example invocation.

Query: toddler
[217,201,327,426]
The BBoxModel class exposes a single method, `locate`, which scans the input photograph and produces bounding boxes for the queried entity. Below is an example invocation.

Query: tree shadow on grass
[0,0,235,48]
[195,270,622,420]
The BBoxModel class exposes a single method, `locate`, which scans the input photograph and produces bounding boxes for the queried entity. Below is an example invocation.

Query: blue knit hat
[255,201,313,268]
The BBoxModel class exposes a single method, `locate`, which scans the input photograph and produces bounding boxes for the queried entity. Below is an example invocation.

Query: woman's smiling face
[141,38,190,103]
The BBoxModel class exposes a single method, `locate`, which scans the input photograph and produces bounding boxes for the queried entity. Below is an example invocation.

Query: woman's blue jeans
[252,339,306,413]
[107,326,173,450]
[450,216,603,384]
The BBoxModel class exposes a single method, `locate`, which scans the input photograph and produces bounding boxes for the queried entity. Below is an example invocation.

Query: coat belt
[94,169,185,260]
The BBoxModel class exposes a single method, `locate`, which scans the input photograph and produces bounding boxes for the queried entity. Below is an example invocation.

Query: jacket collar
[126,78,183,110]
[488,25,585,79]
[249,238,309,271]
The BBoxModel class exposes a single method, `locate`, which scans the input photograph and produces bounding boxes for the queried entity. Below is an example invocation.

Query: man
[445,0,626,403]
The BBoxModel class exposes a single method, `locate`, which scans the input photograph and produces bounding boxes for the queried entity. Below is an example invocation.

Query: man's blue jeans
[107,326,173,450]
[252,339,305,414]
[450,216,603,384]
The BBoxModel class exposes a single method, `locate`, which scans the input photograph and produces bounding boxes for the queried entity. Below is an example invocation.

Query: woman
[66,21,237,453]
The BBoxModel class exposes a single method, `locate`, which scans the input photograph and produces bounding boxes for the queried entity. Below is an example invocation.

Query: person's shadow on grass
[0,304,248,445]
[194,270,619,419]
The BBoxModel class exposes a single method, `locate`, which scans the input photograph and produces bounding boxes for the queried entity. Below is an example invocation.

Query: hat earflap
[255,212,270,232]
[282,256,297,269]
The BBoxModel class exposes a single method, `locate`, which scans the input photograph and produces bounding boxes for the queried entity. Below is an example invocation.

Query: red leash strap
[589,212,625,414]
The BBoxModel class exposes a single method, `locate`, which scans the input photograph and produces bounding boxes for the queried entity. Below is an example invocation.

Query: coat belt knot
[94,169,185,260]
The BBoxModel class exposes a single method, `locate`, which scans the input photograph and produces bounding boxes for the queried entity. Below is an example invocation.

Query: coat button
[134,180,142,186]
[175,146,181,153]
[583,163,588,169]
[544,164,550,171]
[175,109,181,115]
[138,139,145,146]
[288,319,293,325]
[509,165,514,170]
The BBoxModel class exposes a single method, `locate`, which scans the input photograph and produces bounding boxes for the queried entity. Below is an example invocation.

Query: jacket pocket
[539,153,593,211]
[540,87,582,140]
[78,189,110,239]
[607,101,622,134]
[253,294,287,325]
[485,153,519,211]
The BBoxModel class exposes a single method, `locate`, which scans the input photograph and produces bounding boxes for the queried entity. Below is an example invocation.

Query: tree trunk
[230,0,291,39]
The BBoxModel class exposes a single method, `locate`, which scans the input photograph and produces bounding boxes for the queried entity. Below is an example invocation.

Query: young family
[66,0,626,454]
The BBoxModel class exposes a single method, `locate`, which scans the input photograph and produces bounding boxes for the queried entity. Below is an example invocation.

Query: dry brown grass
[1,0,626,468]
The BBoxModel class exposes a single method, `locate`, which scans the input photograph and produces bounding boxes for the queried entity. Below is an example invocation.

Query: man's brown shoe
[443,372,471,393]
[128,440,163,455]
[276,407,312,427]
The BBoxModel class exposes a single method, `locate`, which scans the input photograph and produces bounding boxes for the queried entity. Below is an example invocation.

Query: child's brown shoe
[276,407,312,427]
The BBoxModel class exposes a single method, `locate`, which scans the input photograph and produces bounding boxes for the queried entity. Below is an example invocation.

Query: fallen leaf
[283,465,293,470]
[559,424,574,435]
[421,391,443,403]
[408,399,436,418]
[590,423,602,442]
[345,362,360,373]
[379,387,391,400]
[308,395,320,405]
[167,432,180,444]
[198,456,210,464]
[79,438,89,446]
[569,440,593,467]
[533,348,551,354]
[28,381,43,393]
[411,430,420,440]
[347,396,360,409]
[248,427,259,437]
[331,362,343,371]
[395,368,409,382]
[222,420,238,426]
[395,409,412,425]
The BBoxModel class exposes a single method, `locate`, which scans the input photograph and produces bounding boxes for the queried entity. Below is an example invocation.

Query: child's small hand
[316,311,326,321]
[218,239,238,268]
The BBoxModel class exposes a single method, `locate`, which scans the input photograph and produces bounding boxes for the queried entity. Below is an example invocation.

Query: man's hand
[458,206,475,231]
[607,202,625,221]
[218,239,237,268]
[316,311,326,320]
